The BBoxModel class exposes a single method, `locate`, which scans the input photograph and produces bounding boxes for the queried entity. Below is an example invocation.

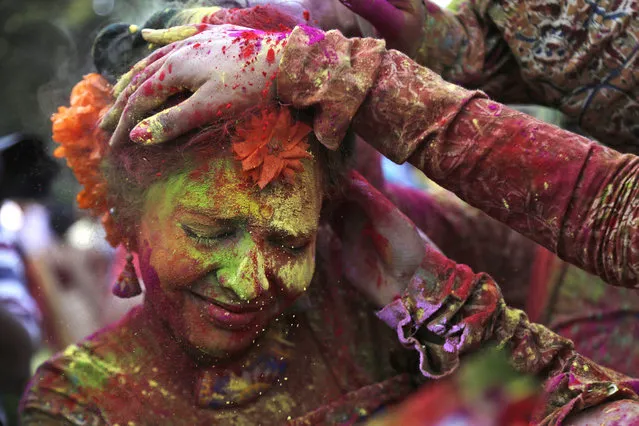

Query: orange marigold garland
[52,73,121,246]
[232,107,313,189]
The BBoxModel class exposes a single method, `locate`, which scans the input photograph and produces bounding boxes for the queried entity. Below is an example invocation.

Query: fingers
[128,88,221,145]
[101,56,168,134]
[103,26,279,146]
[113,79,187,147]
[141,25,201,45]
[113,42,178,96]
[338,0,405,40]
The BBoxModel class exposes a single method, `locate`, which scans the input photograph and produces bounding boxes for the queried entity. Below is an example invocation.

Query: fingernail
[130,122,154,144]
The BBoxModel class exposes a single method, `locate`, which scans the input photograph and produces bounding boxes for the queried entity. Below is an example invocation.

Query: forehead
[148,155,322,235]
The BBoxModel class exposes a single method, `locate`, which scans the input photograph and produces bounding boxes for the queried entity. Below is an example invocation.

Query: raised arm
[385,184,537,310]
[339,0,532,103]
[329,172,639,425]
[277,26,639,288]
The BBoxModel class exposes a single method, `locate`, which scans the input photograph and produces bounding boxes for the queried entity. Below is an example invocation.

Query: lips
[188,291,270,331]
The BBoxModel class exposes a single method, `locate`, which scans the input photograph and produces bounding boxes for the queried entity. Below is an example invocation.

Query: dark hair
[92,5,354,243]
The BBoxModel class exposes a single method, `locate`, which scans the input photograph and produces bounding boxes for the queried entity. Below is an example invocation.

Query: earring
[112,253,142,298]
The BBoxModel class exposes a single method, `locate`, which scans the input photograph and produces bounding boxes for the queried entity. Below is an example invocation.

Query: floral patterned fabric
[415,0,639,153]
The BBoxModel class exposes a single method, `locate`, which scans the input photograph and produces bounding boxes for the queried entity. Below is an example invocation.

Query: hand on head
[99,0,431,149]
[100,24,288,147]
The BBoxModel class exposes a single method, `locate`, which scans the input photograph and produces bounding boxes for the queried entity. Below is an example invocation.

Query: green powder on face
[142,155,320,298]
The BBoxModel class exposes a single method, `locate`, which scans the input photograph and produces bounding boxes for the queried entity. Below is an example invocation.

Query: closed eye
[269,234,312,254]
[181,224,236,247]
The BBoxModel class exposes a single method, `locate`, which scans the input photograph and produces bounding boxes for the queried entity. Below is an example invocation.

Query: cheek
[273,249,316,294]
[139,222,216,291]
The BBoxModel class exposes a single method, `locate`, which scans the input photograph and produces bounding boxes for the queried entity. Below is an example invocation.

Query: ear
[117,220,141,254]
[126,238,139,254]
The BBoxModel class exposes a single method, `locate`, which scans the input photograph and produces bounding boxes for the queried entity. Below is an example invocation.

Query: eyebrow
[176,204,242,222]
[177,205,315,238]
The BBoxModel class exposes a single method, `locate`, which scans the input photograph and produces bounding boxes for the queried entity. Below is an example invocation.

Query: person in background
[0,133,58,426]
[335,0,638,153]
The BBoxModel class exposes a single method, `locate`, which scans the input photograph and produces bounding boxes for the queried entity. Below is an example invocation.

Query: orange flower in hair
[232,107,313,189]
[52,73,121,246]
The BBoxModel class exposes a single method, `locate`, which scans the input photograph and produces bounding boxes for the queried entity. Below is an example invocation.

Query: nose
[216,244,270,301]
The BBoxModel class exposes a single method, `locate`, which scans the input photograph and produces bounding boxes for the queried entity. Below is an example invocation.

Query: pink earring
[112,253,142,298]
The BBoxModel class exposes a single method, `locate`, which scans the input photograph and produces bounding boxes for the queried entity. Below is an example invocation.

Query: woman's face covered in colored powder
[136,148,322,358]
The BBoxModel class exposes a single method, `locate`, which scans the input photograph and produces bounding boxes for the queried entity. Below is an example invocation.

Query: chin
[188,326,266,359]
[178,295,276,359]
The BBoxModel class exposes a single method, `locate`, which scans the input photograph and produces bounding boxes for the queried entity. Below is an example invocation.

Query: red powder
[188,159,212,182]
[303,10,310,21]
[237,31,261,60]
[362,222,391,264]
[168,63,173,74]
[129,126,152,142]
[159,72,165,82]
[266,48,275,64]
[142,82,155,96]
[240,44,255,59]
[240,31,260,41]
[206,6,298,32]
